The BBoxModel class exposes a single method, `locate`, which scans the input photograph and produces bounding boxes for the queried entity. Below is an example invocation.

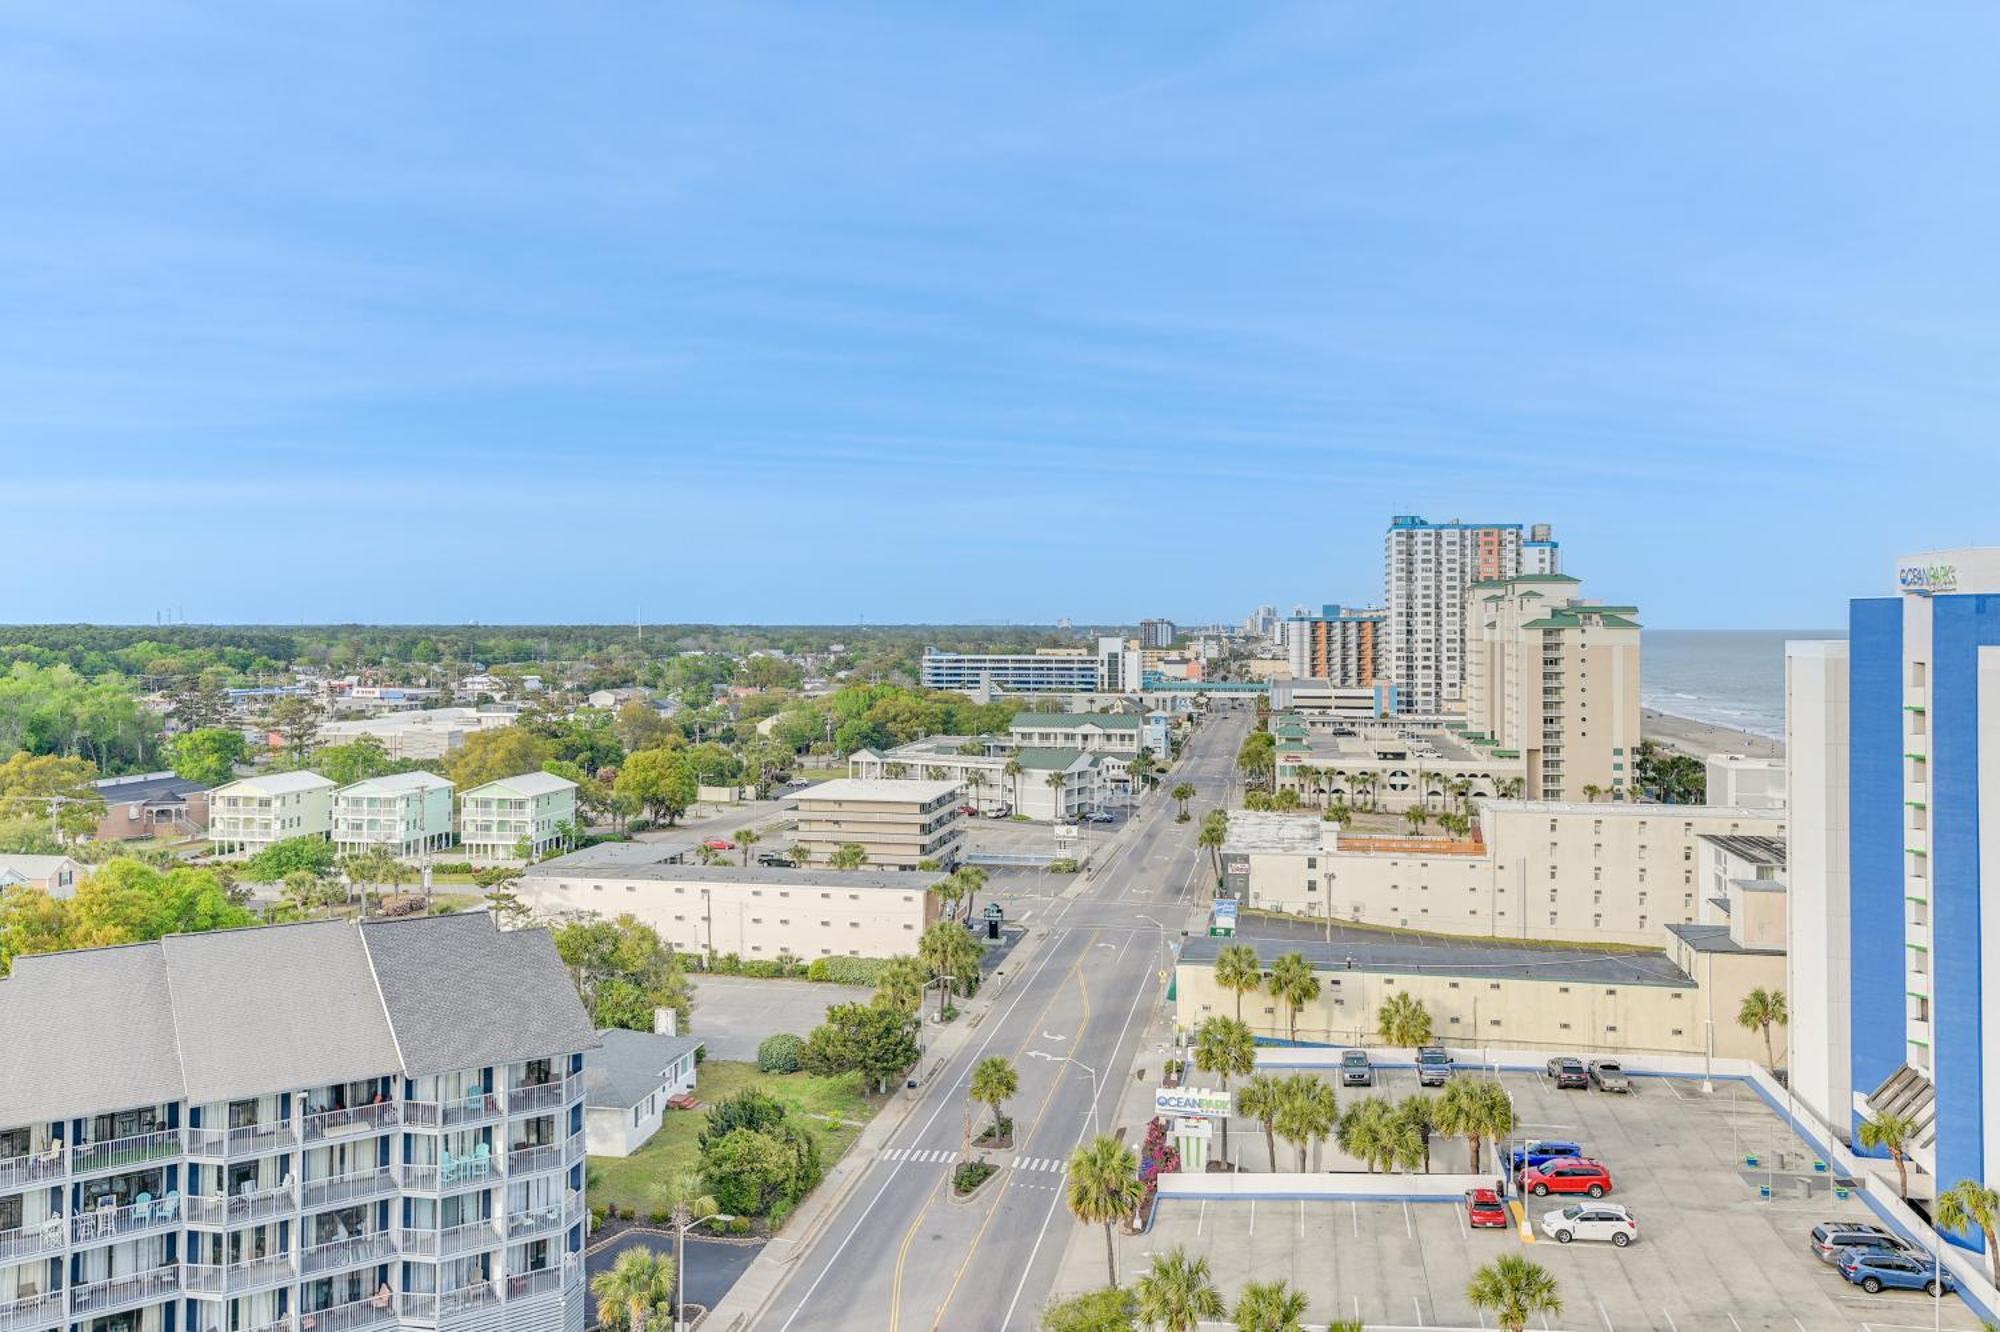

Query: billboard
[1154,1086,1232,1119]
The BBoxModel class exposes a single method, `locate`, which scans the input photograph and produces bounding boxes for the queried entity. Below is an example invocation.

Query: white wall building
[459,774,578,863]
[1786,638,1852,1145]
[582,1029,702,1158]
[333,773,456,858]
[317,709,519,761]
[1706,754,1788,810]
[1384,515,1557,715]
[208,771,336,857]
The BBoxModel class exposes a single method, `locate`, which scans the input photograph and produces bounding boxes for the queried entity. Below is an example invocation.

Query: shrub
[951,1161,996,1195]
[590,1206,608,1229]
[1047,858,1080,873]
[428,861,475,876]
[648,1207,671,1225]
[805,956,892,985]
[728,1216,752,1236]
[757,1033,806,1074]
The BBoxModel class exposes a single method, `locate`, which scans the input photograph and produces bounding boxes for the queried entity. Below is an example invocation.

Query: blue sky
[5,4,1998,628]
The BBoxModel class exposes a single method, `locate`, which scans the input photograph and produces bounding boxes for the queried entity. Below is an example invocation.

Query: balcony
[0,1219,64,1263]
[0,1149,66,1192]
[186,1121,298,1162]
[505,1074,581,1116]
[301,1167,397,1210]
[70,1194,184,1245]
[406,1281,501,1320]
[70,1129,182,1176]
[301,1229,398,1277]
[401,1156,498,1195]
[302,1102,400,1145]
[504,1193,579,1241]
[0,1290,66,1332]
[183,1252,296,1297]
[404,1092,502,1132]
[70,1266,180,1316]
[563,1132,585,1169]
[397,1219,501,1260]
[504,1268,565,1301]
[304,1294,399,1332]
[505,1143,563,1177]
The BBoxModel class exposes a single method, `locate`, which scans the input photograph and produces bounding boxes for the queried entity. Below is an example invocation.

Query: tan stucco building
[788,778,967,869]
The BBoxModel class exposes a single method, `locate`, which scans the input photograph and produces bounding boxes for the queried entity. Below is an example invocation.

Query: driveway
[690,975,869,1061]
[586,1231,763,1312]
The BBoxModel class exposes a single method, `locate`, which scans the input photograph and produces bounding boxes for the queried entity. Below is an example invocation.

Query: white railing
[185,1182,294,1226]
[0,1150,66,1191]
[0,1219,64,1262]
[182,1252,296,1296]
[187,1121,298,1160]
[70,1194,183,1244]
[303,1294,398,1332]
[70,1266,180,1314]
[301,1230,397,1276]
[504,1268,564,1301]
[505,1073,581,1115]
[442,1093,503,1129]
[504,1193,576,1240]
[70,1128,182,1175]
[241,1316,297,1332]
[402,1156,498,1193]
[562,1131,585,1168]
[0,1290,66,1332]
[301,1101,399,1144]
[506,1143,562,1176]
[302,1167,396,1209]
[401,1219,500,1260]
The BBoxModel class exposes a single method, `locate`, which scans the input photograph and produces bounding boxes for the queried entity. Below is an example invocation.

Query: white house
[582,1027,704,1157]
[333,771,456,858]
[459,772,579,862]
[0,854,84,898]
[208,770,336,856]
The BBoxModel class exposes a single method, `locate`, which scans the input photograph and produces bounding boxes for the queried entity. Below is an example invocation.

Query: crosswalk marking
[879,1145,1068,1174]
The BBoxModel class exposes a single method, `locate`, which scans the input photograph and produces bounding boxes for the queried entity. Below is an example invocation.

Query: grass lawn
[588,1061,884,1219]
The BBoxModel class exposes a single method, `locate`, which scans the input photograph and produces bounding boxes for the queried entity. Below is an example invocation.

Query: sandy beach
[1642,708,1785,761]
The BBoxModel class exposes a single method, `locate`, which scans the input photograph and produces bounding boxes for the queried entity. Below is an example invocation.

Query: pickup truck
[1416,1046,1453,1087]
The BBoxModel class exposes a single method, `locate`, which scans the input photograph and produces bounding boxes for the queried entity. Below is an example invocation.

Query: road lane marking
[1598,1300,1613,1331]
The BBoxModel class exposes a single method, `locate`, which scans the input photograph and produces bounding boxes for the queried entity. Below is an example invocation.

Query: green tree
[0,886,71,974]
[62,860,256,950]
[613,700,673,754]
[280,870,324,919]
[1191,1016,1256,1166]
[1232,1278,1310,1332]
[1066,1135,1146,1287]
[590,1244,674,1332]
[265,694,321,763]
[1397,1094,1437,1172]
[918,919,982,1013]
[447,726,557,790]
[1273,1073,1339,1172]
[1935,1179,2000,1288]
[1213,943,1263,1023]
[1170,782,1196,817]
[970,1056,1019,1139]
[1377,991,1434,1047]
[314,736,398,786]
[551,914,694,1032]
[1466,1255,1563,1332]
[1857,1110,1921,1200]
[871,955,928,1014]
[1266,952,1320,1043]
[1238,1073,1287,1173]
[1433,1077,1515,1173]
[828,842,869,870]
[615,748,698,826]
[1040,1287,1136,1332]
[699,1127,815,1218]
[1134,1247,1224,1332]
[1737,987,1789,1069]
[244,835,337,881]
[1198,811,1228,886]
[169,727,247,787]
[801,1001,920,1093]
[734,827,761,866]
[0,752,106,841]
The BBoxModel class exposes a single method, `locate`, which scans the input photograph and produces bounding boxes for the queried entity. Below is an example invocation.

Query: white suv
[1541,1203,1638,1247]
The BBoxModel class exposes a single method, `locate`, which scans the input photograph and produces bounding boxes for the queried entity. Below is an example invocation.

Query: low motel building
[581,1028,703,1158]
[846,743,1122,820]
[1006,712,1144,756]
[0,912,599,1332]
[516,862,939,963]
[786,779,967,869]
[333,773,456,859]
[1270,724,1527,813]
[208,772,336,857]
[457,774,578,863]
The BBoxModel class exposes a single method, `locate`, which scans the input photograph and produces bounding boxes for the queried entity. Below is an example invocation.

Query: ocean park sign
[1899,563,1958,595]
[1155,1086,1232,1120]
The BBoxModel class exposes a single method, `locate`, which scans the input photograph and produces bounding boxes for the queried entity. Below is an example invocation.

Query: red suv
[1519,1158,1613,1198]
[1465,1189,1510,1228]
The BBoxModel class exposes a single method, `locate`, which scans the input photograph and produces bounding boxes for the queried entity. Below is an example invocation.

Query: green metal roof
[1522,610,1642,630]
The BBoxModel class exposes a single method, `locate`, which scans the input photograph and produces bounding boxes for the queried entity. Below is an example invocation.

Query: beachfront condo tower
[1789,547,2000,1254]
[1383,516,1559,715]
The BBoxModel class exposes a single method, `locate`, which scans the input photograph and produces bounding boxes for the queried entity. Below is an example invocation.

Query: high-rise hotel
[1789,548,2000,1250]
[1383,516,1559,714]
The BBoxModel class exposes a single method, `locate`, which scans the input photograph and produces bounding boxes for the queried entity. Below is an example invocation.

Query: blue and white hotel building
[1789,548,2000,1248]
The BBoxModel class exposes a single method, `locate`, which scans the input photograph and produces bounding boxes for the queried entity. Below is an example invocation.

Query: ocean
[1641,629,1845,741]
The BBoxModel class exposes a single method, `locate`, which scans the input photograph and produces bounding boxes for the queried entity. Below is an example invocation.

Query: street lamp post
[1703,1018,1715,1095]
[671,1204,733,1332]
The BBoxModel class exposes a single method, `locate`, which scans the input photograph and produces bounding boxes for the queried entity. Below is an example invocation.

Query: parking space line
[1660,1310,1677,1332]
[1196,1199,1205,1237]
[1248,1198,1255,1236]
[1456,1200,1467,1239]
[1403,1200,1413,1238]
[1660,1075,1685,1101]
[1413,1296,1424,1326]
[1350,1200,1359,1237]
[1726,1314,1744,1332]
[1597,1300,1613,1331]
[1297,1199,1304,1238]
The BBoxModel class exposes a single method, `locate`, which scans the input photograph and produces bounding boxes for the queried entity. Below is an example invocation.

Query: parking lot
[687,974,867,1060]
[1126,1066,1988,1330]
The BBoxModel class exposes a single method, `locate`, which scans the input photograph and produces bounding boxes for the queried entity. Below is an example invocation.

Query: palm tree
[1238,1073,1287,1172]
[884,761,909,779]
[1403,805,1428,834]
[1231,1279,1309,1332]
[969,1056,1018,1141]
[789,841,813,868]
[871,955,927,1014]
[1004,757,1024,809]
[1133,1248,1224,1332]
[1198,810,1229,883]
[1273,1074,1338,1172]
[1377,991,1433,1047]
[930,873,968,923]
[1434,1077,1515,1173]
[1045,770,1069,819]
[1335,1096,1405,1174]
[953,864,988,922]
[1397,1095,1437,1172]
[1856,1111,1920,1200]
[281,869,322,920]
[965,767,989,813]
[590,1246,674,1332]
[1581,783,1603,803]
[1066,1135,1146,1287]
[654,1169,718,1325]
[1496,776,1524,800]
[1171,782,1196,817]
[829,842,868,870]
[1737,988,1789,1069]
[1191,1017,1256,1164]
[734,827,760,866]
[1936,1179,2000,1287]
[1213,943,1263,1022]
[919,920,980,1016]
[1466,1255,1562,1332]
[1266,952,1320,1044]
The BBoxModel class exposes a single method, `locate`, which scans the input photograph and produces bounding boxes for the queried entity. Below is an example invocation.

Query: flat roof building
[316,709,519,761]
[787,779,967,870]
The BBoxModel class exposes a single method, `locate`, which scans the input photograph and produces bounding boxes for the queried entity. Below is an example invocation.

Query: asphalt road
[752,709,1250,1331]
[587,1231,765,1313]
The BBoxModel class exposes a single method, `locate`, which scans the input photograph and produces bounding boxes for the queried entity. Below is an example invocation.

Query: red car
[1519,1158,1613,1198]
[958,805,980,816]
[1466,1189,1510,1228]
[703,838,735,851]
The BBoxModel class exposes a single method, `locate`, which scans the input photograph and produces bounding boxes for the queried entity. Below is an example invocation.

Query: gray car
[1340,1049,1374,1086]
[1416,1045,1452,1087]
[1588,1059,1631,1093]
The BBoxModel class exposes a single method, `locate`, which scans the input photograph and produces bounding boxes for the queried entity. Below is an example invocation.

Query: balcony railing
[301,1166,398,1210]
[70,1194,184,1244]
[302,1101,400,1144]
[401,1155,498,1194]
[70,1266,181,1315]
[403,1092,502,1131]
[506,1143,562,1177]
[504,1268,564,1301]
[0,1150,66,1191]
[398,1218,500,1260]
[504,1192,579,1240]
[563,1132,585,1168]
[505,1073,581,1115]
[0,1219,65,1263]
[182,1252,296,1296]
[0,1290,66,1332]
[70,1128,182,1176]
[185,1182,296,1227]
[301,1229,398,1276]
[303,1293,398,1332]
